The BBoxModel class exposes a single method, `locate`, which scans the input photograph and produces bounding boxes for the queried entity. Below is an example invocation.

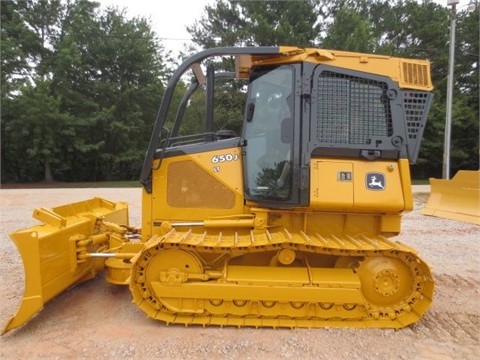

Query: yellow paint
[423,170,480,225]
[249,47,434,91]
[144,147,245,238]
[310,159,405,213]
[3,198,129,335]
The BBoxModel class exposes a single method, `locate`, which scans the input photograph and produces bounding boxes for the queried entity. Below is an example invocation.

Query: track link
[130,226,434,329]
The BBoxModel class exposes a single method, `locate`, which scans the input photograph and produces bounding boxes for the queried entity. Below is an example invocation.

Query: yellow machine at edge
[3,46,435,334]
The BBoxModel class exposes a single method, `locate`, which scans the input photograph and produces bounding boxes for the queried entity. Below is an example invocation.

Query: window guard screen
[316,71,393,145]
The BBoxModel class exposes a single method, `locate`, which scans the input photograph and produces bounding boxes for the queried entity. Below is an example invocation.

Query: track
[130,226,434,329]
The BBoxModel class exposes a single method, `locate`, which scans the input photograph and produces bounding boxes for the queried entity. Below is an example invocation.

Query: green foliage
[3,80,75,182]
[0,1,37,95]
[188,0,320,48]
[51,1,165,181]
[1,0,165,183]
[322,6,376,52]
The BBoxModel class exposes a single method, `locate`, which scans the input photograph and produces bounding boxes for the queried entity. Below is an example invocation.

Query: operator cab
[140,47,432,211]
[243,65,295,203]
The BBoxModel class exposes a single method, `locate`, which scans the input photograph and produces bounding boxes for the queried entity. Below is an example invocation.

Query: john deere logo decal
[366,172,386,191]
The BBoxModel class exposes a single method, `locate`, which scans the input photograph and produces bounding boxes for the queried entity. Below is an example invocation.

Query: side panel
[144,146,245,238]
[310,159,406,213]
[310,161,353,209]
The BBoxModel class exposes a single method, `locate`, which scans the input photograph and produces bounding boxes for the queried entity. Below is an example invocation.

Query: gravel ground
[0,187,479,360]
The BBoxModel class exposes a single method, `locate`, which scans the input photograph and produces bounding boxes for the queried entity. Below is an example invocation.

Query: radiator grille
[316,71,392,144]
[400,61,430,88]
[167,160,235,209]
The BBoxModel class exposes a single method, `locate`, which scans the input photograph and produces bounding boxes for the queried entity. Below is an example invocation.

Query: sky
[97,0,215,55]
[96,0,473,56]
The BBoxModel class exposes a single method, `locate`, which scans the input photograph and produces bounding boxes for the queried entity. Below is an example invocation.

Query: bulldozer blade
[422,170,480,225]
[2,197,129,335]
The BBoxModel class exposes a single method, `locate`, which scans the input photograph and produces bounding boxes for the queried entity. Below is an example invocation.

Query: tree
[0,1,37,96]
[1,0,67,182]
[1,0,166,183]
[188,0,321,48]
[52,1,165,181]
[449,6,479,173]
[4,80,74,182]
[322,6,376,52]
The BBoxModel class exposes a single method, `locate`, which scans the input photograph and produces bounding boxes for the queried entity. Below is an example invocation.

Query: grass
[1,181,142,189]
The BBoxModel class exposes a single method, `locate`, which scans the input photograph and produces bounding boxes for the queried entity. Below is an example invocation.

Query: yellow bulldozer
[3,46,435,334]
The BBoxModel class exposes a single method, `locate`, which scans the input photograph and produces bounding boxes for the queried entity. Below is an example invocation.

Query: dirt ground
[0,187,478,360]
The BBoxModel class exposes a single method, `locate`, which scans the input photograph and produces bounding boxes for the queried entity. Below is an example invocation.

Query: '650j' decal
[211,153,239,164]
